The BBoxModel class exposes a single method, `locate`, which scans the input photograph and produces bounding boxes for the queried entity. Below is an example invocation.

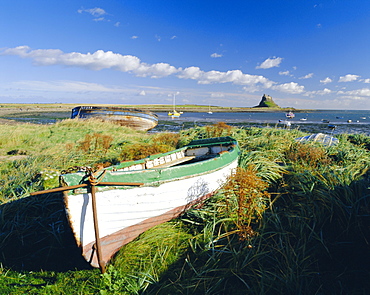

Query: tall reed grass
[0,122,369,294]
[0,119,181,203]
[143,124,370,294]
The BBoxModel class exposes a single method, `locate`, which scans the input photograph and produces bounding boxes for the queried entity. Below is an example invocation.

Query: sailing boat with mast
[168,93,182,118]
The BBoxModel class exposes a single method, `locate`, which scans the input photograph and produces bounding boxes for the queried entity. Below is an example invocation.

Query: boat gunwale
[61,137,239,192]
[61,137,240,268]
[62,148,239,194]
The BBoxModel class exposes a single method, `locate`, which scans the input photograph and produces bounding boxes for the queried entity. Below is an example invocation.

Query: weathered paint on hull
[65,158,238,268]
[82,191,214,267]
[61,137,240,268]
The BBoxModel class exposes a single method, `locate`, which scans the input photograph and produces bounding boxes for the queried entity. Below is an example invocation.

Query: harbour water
[4,109,370,136]
[155,110,370,136]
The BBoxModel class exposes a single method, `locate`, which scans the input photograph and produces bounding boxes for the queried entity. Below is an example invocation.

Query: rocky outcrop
[255,94,280,108]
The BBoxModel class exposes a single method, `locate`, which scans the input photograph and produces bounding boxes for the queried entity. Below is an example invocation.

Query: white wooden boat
[36,137,240,271]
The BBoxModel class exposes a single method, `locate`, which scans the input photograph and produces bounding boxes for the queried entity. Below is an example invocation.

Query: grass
[0,119,182,202]
[0,121,369,294]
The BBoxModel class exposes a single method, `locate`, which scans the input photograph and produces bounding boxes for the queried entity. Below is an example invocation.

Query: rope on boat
[88,169,106,186]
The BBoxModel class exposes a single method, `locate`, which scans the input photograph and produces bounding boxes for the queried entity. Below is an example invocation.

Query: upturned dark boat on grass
[71,106,158,131]
[295,133,339,146]
[31,137,240,272]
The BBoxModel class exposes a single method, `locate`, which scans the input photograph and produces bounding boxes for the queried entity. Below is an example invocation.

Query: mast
[173,93,176,112]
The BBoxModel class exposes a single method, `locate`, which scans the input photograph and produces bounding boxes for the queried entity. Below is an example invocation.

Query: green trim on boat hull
[61,136,240,192]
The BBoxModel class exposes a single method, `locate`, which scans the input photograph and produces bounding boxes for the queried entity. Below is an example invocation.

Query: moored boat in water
[32,137,240,271]
[71,106,158,131]
[168,110,182,118]
[168,93,183,118]
[286,111,295,119]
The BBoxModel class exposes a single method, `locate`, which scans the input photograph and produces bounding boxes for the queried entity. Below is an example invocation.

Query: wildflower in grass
[39,168,60,189]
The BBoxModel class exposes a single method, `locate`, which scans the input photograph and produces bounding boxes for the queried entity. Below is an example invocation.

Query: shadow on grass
[0,193,92,271]
[143,223,370,294]
[142,176,370,295]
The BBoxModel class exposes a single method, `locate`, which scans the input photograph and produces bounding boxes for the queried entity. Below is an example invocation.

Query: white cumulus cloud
[299,73,314,79]
[320,77,332,84]
[1,46,292,94]
[0,46,178,77]
[272,82,305,94]
[177,66,203,80]
[339,74,360,82]
[342,88,370,97]
[305,88,332,97]
[318,88,332,95]
[178,67,274,88]
[256,57,283,69]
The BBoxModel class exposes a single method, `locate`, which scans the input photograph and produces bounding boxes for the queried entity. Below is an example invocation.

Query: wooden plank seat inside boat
[115,144,233,172]
[154,155,196,168]
[155,146,225,168]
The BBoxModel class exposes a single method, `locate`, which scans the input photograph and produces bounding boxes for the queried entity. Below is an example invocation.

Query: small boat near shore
[168,110,182,118]
[71,106,158,131]
[286,111,295,119]
[32,137,240,271]
[168,93,183,118]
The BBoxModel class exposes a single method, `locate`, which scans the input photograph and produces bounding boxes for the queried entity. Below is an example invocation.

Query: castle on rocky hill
[255,94,280,108]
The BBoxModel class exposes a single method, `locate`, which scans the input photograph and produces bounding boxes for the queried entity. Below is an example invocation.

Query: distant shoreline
[0,102,345,115]
[1,104,369,136]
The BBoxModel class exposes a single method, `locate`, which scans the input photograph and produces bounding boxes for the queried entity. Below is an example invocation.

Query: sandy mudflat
[0,105,72,114]
[0,104,74,124]
[0,118,24,125]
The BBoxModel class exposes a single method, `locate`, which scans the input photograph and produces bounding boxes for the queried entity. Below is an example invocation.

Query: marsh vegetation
[0,119,369,294]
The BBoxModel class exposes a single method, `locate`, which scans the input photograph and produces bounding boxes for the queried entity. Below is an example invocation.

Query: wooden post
[90,183,106,273]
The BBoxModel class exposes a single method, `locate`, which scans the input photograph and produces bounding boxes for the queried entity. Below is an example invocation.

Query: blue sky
[1,1,370,109]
